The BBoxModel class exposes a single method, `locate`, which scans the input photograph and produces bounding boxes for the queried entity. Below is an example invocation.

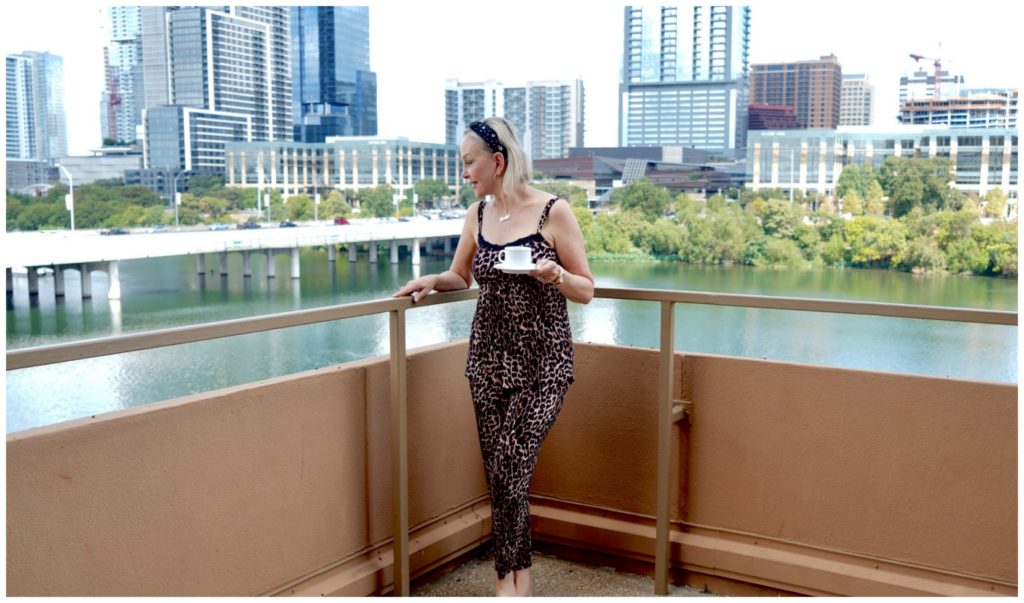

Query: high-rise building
[749,55,842,130]
[840,74,873,126]
[100,6,144,144]
[291,6,377,141]
[6,51,68,161]
[445,79,585,160]
[898,88,1017,129]
[140,6,176,111]
[899,66,965,105]
[141,6,292,174]
[619,5,750,155]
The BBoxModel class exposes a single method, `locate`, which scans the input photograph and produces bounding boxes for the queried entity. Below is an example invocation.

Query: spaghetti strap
[477,200,486,226]
[536,197,559,231]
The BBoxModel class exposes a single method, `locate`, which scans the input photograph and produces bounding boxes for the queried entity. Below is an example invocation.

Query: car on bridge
[101,228,130,235]
[334,217,350,225]
[209,223,231,231]
[279,220,297,228]
[237,219,261,230]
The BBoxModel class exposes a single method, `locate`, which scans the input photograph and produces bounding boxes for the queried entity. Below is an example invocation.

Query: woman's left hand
[530,259,562,285]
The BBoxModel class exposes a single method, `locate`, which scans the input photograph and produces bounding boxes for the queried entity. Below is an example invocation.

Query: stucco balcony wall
[6,341,1016,596]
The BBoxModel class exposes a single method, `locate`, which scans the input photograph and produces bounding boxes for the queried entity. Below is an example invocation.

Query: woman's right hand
[394,274,441,304]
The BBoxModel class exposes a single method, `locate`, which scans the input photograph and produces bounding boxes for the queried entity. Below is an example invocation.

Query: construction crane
[909,53,943,99]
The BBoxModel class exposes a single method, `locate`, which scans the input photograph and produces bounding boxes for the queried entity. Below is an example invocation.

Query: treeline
[5,176,464,230]
[535,157,1016,278]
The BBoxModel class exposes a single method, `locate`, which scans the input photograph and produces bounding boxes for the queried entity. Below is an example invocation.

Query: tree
[534,181,588,208]
[359,185,397,218]
[983,188,1008,219]
[458,185,476,207]
[609,178,671,220]
[287,194,313,220]
[837,164,877,199]
[756,199,800,238]
[878,156,963,217]
[320,189,351,218]
[413,179,450,209]
[865,180,886,216]
[843,216,907,267]
[842,190,864,215]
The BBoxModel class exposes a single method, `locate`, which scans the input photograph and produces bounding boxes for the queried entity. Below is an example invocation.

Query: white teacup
[498,246,533,268]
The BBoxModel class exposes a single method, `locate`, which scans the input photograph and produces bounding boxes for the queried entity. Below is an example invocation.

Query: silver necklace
[496,200,513,222]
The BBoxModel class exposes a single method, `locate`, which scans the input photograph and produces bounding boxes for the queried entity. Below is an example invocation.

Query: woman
[394,117,594,596]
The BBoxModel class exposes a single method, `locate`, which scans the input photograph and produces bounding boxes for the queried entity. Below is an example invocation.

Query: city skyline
[1,0,1019,157]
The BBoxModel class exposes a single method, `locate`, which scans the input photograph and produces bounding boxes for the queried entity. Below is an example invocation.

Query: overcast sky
[2,0,1019,156]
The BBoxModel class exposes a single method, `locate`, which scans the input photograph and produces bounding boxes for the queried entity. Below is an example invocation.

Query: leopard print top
[465,197,575,390]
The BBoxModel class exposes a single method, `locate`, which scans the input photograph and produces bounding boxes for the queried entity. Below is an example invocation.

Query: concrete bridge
[4,218,464,301]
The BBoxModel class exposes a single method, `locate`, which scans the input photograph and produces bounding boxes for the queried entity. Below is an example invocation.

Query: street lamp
[56,163,75,231]
[172,169,189,230]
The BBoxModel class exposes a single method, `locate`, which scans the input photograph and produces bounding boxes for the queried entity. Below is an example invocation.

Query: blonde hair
[465,116,532,199]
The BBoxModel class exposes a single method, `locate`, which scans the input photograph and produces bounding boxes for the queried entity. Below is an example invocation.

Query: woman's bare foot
[495,572,517,596]
[513,569,533,596]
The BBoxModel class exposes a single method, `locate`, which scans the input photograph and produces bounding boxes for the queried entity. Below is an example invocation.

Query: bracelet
[556,265,565,285]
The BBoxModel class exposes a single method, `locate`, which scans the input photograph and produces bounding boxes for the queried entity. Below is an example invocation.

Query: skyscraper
[840,74,873,126]
[141,6,292,176]
[5,51,68,161]
[619,5,750,155]
[100,6,144,144]
[291,6,377,141]
[749,55,842,129]
[445,79,585,159]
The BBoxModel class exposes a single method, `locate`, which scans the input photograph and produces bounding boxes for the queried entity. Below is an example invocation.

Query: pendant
[499,213,511,222]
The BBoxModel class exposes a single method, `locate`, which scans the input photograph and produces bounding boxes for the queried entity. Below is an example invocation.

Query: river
[6,250,1018,433]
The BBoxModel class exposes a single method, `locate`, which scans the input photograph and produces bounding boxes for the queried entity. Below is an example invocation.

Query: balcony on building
[5,288,1017,597]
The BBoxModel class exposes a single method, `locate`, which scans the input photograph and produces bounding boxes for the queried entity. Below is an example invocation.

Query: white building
[618,5,750,156]
[5,51,68,161]
[445,79,584,160]
[839,74,873,126]
[100,6,144,144]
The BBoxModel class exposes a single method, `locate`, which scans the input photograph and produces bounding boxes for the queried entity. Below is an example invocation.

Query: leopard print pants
[469,377,572,579]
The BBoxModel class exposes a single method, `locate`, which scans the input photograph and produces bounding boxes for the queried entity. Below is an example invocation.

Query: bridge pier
[243,251,252,277]
[266,250,276,278]
[196,254,207,275]
[107,260,121,300]
[327,244,336,263]
[290,248,301,279]
[54,267,65,297]
[27,268,39,297]
[80,264,93,299]
[390,241,399,264]
[412,238,421,266]
[444,237,452,254]
[6,268,12,298]
[369,243,378,264]
[348,244,357,262]
[220,252,229,276]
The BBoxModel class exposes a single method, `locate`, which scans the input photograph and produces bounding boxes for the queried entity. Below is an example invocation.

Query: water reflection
[5,253,1017,433]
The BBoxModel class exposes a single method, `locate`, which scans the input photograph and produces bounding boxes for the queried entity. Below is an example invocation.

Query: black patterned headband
[468,121,507,159]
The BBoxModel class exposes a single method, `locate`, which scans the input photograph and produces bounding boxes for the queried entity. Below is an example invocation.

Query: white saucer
[495,262,536,274]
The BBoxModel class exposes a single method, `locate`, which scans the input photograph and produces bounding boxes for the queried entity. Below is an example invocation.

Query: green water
[6,250,1018,433]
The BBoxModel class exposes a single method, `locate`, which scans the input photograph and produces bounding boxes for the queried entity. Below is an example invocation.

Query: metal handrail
[5,287,1017,596]
[6,287,1014,371]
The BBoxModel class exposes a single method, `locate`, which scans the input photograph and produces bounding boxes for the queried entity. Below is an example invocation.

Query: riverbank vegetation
[537,157,1016,278]
[7,158,1016,277]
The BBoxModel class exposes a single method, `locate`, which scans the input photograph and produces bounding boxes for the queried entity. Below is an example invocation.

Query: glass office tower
[291,6,377,141]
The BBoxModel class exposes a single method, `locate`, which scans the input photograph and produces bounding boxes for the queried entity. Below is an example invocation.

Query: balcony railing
[6,287,1016,596]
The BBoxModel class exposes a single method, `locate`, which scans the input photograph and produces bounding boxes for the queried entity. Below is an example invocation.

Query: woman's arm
[393,202,478,303]
[533,199,595,304]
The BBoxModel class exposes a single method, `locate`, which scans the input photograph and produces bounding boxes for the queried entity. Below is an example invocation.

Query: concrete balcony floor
[414,548,715,597]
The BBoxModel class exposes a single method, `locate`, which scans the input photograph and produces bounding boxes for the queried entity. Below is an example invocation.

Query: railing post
[389,307,410,596]
[655,300,675,595]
